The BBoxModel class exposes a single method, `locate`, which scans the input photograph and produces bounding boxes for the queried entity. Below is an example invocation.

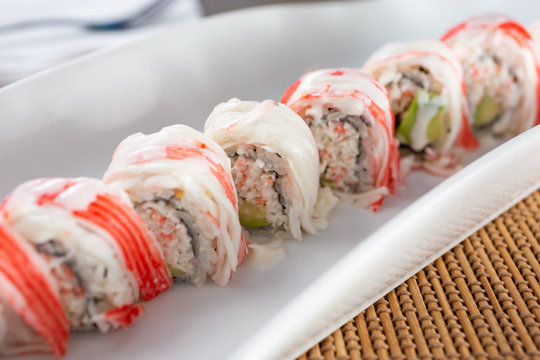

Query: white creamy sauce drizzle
[337,186,389,208]
[246,239,287,271]
[410,91,446,151]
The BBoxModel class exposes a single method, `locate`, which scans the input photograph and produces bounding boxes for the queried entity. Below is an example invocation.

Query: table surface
[299,189,540,359]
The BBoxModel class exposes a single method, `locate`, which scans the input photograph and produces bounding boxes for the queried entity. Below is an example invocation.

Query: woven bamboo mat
[298,190,540,360]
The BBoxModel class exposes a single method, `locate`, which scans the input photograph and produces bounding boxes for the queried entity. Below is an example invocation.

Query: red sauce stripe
[442,19,533,44]
[281,78,302,104]
[0,222,68,358]
[0,195,10,212]
[36,181,77,206]
[237,233,247,266]
[456,68,479,150]
[369,74,390,95]
[73,194,171,301]
[94,195,171,296]
[164,146,238,210]
[103,303,145,328]
[497,21,532,45]
[441,21,468,41]
[300,84,333,100]
[359,92,396,193]
[388,139,401,195]
[457,102,479,150]
[371,198,383,212]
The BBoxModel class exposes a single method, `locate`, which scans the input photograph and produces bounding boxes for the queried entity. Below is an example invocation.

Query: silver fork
[0,0,176,32]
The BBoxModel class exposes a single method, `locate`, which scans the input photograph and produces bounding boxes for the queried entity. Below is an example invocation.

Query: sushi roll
[104,125,246,287]
[0,218,68,357]
[442,15,540,137]
[0,178,172,332]
[204,98,337,239]
[363,41,478,174]
[281,69,400,209]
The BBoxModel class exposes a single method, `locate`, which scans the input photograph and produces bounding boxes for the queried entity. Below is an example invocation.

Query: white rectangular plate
[1,1,540,359]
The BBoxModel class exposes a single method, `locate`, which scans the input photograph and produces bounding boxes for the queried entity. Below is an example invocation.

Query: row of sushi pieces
[1,13,540,358]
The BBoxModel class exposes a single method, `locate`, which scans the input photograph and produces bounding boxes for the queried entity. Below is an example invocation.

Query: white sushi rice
[136,202,195,277]
[130,188,217,287]
[305,107,374,193]
[231,145,289,230]
[34,241,87,328]
[41,237,136,332]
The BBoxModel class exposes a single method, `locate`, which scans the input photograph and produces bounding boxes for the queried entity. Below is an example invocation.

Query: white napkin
[0,0,203,85]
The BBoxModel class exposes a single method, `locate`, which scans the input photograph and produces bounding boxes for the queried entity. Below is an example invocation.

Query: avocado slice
[239,200,269,227]
[397,91,446,145]
[426,107,445,142]
[396,93,419,145]
[474,95,501,127]
[320,177,335,188]
[167,265,185,278]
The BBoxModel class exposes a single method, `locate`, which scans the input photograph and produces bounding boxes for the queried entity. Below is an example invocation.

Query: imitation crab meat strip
[0,219,68,358]
[73,193,172,301]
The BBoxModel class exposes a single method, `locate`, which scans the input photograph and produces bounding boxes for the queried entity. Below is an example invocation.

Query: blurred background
[0,0,328,87]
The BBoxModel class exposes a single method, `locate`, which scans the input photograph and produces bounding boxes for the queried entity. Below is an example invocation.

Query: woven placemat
[299,190,540,360]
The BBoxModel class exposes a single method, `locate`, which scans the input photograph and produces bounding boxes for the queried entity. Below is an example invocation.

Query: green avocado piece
[474,95,501,127]
[167,265,185,278]
[320,177,335,188]
[426,107,446,142]
[398,91,446,145]
[239,200,269,228]
[396,93,419,145]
